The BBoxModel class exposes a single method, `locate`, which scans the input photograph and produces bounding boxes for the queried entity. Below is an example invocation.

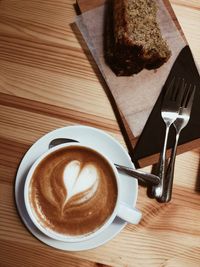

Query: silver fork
[152,77,186,198]
[159,83,196,202]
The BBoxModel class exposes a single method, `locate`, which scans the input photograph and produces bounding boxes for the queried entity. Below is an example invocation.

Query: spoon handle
[49,138,160,186]
[115,164,160,185]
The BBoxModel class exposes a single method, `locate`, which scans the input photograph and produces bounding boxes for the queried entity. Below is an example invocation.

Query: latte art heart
[63,160,99,206]
[29,146,117,236]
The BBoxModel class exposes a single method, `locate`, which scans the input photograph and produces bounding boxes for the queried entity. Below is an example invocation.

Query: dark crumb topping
[105,0,171,76]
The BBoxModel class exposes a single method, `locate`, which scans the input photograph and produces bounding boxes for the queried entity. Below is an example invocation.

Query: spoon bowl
[49,138,160,186]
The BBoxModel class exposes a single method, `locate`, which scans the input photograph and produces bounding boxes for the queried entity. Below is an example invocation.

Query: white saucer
[15,125,138,251]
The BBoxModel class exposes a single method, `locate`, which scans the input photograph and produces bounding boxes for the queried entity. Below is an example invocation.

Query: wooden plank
[1,92,199,167]
[1,169,200,266]
[77,0,107,12]
[0,104,126,151]
[0,0,117,122]
[0,92,120,134]
[0,241,111,267]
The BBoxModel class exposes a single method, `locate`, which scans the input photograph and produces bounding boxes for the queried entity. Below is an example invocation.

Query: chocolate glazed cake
[105,0,171,76]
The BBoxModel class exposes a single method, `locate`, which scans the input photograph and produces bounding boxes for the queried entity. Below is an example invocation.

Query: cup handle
[117,201,142,224]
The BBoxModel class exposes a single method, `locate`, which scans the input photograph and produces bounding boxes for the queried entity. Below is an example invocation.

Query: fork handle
[159,132,180,203]
[153,124,171,198]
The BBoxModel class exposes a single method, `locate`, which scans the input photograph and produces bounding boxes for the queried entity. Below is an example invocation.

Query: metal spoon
[49,138,160,185]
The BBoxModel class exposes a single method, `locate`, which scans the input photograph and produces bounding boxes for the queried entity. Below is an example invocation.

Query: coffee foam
[29,146,118,237]
[63,160,99,206]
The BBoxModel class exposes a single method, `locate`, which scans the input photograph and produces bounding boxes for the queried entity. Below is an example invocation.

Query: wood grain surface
[0,0,200,267]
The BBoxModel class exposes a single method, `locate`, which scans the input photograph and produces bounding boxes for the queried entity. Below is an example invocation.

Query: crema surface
[29,146,117,236]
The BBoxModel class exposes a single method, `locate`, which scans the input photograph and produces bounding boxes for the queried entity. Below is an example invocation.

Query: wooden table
[0,1,200,266]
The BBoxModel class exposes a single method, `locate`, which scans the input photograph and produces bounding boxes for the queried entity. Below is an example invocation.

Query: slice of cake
[105,0,171,76]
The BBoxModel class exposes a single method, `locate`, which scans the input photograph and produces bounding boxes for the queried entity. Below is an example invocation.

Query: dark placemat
[132,46,200,167]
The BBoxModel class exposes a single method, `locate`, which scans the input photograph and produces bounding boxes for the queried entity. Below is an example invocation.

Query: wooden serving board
[76,0,200,168]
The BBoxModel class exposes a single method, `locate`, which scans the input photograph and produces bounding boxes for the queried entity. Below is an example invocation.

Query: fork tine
[176,78,186,105]
[164,76,175,100]
[182,83,191,107]
[186,85,196,111]
[171,77,181,101]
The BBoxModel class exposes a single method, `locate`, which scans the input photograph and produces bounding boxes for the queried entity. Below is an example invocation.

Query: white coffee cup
[24,143,142,242]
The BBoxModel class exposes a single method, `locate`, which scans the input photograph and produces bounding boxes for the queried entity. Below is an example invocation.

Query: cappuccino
[28,146,118,237]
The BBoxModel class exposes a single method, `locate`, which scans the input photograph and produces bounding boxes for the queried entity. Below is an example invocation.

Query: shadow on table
[195,155,200,193]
